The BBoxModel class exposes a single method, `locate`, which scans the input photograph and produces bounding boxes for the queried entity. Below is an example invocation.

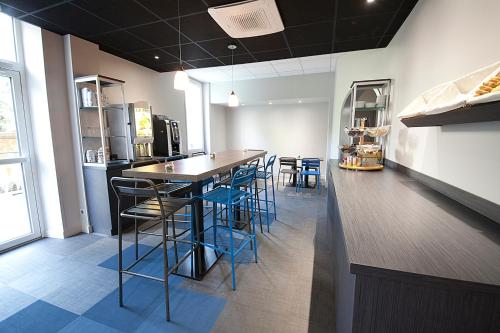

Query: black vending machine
[152,115,181,156]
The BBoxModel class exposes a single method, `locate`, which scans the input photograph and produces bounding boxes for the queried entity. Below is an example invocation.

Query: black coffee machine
[152,115,181,156]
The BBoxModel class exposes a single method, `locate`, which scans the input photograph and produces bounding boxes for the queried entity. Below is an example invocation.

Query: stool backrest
[247,158,260,168]
[302,158,320,168]
[265,155,277,172]
[279,157,297,167]
[110,177,165,216]
[231,166,256,189]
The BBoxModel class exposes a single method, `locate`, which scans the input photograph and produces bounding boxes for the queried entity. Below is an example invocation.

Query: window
[185,79,204,151]
[0,14,41,251]
[0,12,17,63]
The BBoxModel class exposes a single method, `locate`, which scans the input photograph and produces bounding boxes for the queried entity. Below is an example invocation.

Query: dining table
[122,149,267,280]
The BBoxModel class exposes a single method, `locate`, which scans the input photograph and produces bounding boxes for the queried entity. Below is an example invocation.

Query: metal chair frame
[254,155,277,232]
[198,166,258,290]
[276,157,298,189]
[110,177,198,322]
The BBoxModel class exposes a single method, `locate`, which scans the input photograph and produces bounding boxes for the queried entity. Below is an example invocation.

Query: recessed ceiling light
[268,101,273,105]
[367,0,375,3]
[241,103,245,106]
[298,100,302,103]
[154,55,160,60]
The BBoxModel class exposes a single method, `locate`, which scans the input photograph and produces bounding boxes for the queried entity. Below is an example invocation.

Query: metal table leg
[173,180,221,280]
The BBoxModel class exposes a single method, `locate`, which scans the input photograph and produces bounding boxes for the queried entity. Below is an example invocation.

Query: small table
[122,149,267,280]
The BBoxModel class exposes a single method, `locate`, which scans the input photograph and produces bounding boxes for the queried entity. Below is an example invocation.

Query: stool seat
[256,171,272,179]
[121,197,192,220]
[201,187,249,205]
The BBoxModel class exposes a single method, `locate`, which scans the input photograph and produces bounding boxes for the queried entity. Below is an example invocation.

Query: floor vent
[208,0,284,38]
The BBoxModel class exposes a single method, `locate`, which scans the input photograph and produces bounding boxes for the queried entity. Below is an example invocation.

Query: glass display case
[339,79,391,170]
[74,75,130,167]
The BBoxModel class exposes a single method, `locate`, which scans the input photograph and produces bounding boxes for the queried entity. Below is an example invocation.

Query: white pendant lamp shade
[174,69,188,90]
[228,90,239,107]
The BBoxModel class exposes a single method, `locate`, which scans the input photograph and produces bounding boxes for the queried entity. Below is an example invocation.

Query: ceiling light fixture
[268,101,273,105]
[174,0,188,90]
[298,100,302,103]
[367,0,375,3]
[154,55,160,60]
[227,44,239,107]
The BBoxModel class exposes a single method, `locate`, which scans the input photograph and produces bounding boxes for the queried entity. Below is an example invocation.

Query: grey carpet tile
[0,183,333,332]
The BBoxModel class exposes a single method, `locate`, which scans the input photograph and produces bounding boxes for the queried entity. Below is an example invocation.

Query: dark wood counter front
[327,160,500,333]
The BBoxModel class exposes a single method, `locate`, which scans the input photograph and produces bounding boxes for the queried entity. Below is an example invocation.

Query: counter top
[329,161,500,290]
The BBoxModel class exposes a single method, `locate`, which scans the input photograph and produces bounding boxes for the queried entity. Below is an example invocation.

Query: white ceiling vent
[208,0,284,38]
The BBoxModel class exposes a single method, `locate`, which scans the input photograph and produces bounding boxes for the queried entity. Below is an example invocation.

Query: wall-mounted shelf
[401,101,500,127]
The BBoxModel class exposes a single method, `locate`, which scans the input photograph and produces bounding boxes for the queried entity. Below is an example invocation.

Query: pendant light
[227,44,239,107]
[174,0,188,90]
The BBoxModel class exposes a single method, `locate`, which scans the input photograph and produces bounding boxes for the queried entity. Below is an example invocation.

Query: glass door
[0,69,40,252]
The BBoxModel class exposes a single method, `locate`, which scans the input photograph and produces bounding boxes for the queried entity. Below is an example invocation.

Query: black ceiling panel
[239,32,287,53]
[180,12,227,41]
[2,0,419,72]
[93,31,151,53]
[338,0,401,18]
[336,13,393,42]
[292,43,332,58]
[285,21,334,47]
[162,43,213,61]
[0,0,61,13]
[275,0,335,27]
[137,0,207,19]
[253,49,291,62]
[35,3,115,35]
[72,0,158,28]
[127,21,187,47]
[0,4,25,17]
[218,53,256,66]
[203,0,241,7]
[133,48,178,64]
[334,37,379,53]
[187,58,223,68]
[197,38,244,57]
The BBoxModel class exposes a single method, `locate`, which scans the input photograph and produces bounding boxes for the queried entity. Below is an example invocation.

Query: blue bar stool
[296,158,321,193]
[255,155,277,232]
[200,166,258,290]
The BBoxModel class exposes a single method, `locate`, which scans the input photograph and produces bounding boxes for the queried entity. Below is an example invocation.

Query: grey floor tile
[0,283,37,321]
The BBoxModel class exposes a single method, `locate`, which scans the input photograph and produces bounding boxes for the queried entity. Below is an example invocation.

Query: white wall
[225,102,329,177]
[21,23,65,238]
[332,0,500,204]
[210,73,335,159]
[209,104,227,153]
[98,51,188,151]
[210,73,334,105]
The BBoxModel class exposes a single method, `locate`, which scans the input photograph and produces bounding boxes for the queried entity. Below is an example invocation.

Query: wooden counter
[327,161,500,332]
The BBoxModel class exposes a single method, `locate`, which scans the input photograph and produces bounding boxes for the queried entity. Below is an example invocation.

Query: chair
[110,177,197,321]
[129,159,190,259]
[214,158,262,230]
[200,166,258,290]
[255,155,277,232]
[277,157,298,189]
[296,158,321,193]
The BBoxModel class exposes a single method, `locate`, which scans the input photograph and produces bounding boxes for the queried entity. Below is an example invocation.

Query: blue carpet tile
[1,242,226,332]
[0,300,77,332]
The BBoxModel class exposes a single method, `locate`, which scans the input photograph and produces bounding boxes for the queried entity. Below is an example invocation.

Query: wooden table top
[329,160,500,289]
[123,149,267,181]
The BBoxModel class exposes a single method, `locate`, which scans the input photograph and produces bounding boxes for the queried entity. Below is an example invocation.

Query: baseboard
[385,159,500,224]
